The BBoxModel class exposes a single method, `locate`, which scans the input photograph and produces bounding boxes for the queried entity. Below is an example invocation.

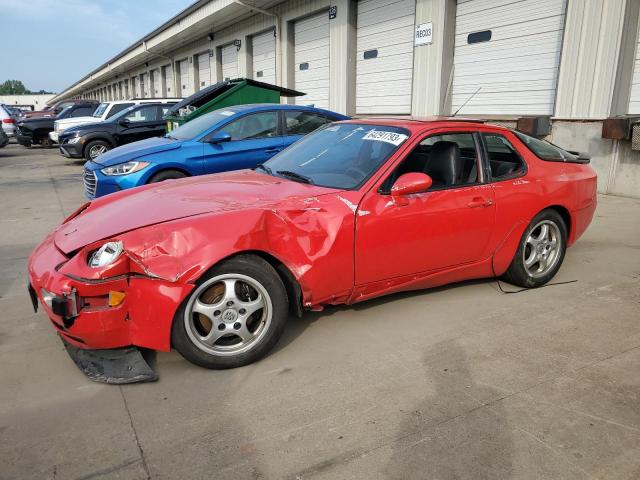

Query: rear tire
[148,170,187,183]
[172,255,289,369]
[84,140,111,161]
[502,209,567,288]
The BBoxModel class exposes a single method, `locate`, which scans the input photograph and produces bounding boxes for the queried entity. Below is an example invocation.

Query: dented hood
[54,170,339,254]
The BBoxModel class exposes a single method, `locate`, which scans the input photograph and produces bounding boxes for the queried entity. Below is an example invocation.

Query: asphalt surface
[1,141,639,480]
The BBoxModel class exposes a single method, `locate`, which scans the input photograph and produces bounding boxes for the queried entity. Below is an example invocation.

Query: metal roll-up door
[629,29,640,113]
[164,66,174,96]
[222,44,238,81]
[356,0,416,115]
[198,53,212,89]
[252,29,276,84]
[142,73,150,98]
[178,59,192,96]
[133,77,140,98]
[452,0,567,115]
[294,11,330,109]
[150,70,157,97]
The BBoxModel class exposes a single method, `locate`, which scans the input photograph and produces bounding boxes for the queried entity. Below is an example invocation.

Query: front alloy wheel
[172,255,289,369]
[185,274,272,357]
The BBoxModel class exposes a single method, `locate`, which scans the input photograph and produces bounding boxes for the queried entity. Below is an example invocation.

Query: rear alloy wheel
[84,140,111,161]
[503,209,567,288]
[172,255,289,369]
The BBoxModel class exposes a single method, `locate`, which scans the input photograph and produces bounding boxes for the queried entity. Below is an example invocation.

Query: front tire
[84,140,111,161]
[502,209,567,288]
[148,170,187,183]
[172,255,289,369]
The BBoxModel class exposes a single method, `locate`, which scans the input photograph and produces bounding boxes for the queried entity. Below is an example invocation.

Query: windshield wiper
[255,164,273,175]
[276,170,313,185]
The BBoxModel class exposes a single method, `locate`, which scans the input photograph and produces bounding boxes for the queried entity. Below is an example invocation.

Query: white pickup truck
[50,98,181,143]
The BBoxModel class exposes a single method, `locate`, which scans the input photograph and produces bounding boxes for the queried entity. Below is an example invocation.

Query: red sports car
[28,118,596,375]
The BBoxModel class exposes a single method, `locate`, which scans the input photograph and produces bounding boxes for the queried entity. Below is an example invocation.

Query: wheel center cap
[222,309,238,323]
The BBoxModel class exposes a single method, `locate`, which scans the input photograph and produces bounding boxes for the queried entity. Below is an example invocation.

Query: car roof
[104,99,181,105]
[224,103,346,115]
[337,116,510,132]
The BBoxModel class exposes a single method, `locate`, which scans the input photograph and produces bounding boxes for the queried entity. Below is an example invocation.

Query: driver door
[201,111,284,174]
[354,130,496,285]
[117,104,162,145]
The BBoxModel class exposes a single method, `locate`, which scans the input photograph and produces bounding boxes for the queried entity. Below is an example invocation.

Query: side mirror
[390,173,433,204]
[118,118,130,126]
[206,131,232,144]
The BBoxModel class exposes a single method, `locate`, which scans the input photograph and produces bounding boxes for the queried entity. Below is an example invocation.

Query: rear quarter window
[514,131,577,162]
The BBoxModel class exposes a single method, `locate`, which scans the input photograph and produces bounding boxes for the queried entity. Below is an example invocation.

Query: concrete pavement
[1,142,639,479]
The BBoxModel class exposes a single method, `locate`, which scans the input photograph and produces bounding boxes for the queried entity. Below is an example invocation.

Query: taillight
[2,118,16,124]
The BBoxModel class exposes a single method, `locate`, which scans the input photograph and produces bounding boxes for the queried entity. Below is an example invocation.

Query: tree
[0,80,28,95]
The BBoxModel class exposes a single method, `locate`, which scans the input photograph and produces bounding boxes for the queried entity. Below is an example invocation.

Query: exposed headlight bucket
[68,136,81,144]
[101,161,149,176]
[88,241,123,268]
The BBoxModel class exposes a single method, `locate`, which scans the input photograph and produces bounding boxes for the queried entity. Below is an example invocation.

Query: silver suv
[0,104,17,137]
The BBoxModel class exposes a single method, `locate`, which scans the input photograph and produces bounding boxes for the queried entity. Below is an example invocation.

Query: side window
[222,112,279,141]
[107,103,134,118]
[124,105,158,122]
[70,107,95,117]
[483,134,525,181]
[381,132,480,192]
[160,105,173,116]
[284,111,330,135]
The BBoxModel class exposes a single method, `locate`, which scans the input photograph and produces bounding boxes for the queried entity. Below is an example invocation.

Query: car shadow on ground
[271,277,504,356]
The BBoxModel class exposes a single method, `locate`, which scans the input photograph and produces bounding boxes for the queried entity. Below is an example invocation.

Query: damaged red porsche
[28,118,597,375]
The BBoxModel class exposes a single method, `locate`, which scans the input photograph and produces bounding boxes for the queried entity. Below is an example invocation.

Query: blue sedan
[82,104,349,198]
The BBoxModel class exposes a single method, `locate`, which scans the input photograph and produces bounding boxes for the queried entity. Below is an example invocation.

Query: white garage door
[133,77,140,98]
[294,11,330,109]
[252,29,276,85]
[150,70,158,97]
[178,59,193,97]
[198,53,212,90]
[222,44,239,81]
[629,29,640,113]
[356,0,416,115]
[452,0,566,115]
[164,65,175,97]
[142,73,150,98]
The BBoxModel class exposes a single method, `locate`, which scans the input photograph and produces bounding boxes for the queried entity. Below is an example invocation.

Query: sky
[0,0,195,93]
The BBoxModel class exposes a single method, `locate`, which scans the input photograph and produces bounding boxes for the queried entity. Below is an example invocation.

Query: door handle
[265,148,281,153]
[467,197,494,208]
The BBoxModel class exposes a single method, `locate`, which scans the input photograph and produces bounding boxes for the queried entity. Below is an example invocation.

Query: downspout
[233,0,281,85]
[144,41,177,97]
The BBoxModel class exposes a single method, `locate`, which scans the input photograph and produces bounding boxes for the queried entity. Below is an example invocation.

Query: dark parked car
[58,102,176,160]
[16,101,99,147]
[0,128,8,148]
[20,100,85,119]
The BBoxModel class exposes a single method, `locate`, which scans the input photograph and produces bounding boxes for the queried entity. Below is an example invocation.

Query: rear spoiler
[565,151,591,164]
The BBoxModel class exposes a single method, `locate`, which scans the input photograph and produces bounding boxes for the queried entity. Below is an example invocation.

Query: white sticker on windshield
[362,130,407,146]
[219,110,235,116]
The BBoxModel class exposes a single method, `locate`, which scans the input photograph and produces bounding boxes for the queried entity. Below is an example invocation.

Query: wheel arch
[546,204,572,244]
[491,204,572,276]
[145,166,192,183]
[194,250,304,318]
[82,136,115,157]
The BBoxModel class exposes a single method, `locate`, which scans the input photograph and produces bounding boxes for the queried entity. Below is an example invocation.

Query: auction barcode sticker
[362,130,407,146]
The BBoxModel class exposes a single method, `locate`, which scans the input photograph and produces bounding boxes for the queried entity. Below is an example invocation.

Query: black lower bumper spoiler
[62,339,159,384]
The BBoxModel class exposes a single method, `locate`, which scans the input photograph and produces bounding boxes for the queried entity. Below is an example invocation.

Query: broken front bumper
[27,232,193,352]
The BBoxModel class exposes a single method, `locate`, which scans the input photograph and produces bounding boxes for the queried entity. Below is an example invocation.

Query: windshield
[93,103,109,118]
[167,108,240,141]
[514,131,578,161]
[262,123,410,189]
